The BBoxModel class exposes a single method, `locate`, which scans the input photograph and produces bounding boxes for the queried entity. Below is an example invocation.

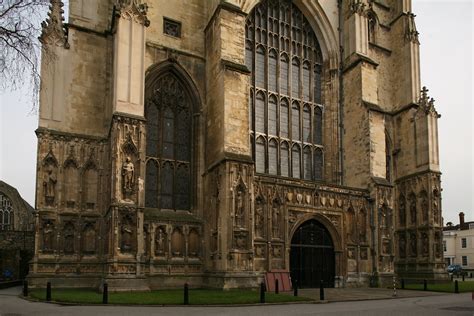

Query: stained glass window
[247,0,324,180]
[145,72,192,210]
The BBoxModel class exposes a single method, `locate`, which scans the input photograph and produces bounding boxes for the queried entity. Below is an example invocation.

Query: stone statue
[254,203,264,237]
[43,168,57,205]
[399,235,406,257]
[122,156,135,192]
[399,198,406,225]
[410,197,417,224]
[235,189,245,227]
[121,220,133,252]
[155,227,165,255]
[43,221,54,251]
[272,202,280,238]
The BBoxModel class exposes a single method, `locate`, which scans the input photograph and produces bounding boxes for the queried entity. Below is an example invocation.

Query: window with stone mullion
[248,0,324,180]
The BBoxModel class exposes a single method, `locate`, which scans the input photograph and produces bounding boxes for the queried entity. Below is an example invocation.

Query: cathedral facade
[30,0,446,290]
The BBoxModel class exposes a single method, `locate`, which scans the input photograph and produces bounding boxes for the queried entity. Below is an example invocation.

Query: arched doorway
[290,219,335,288]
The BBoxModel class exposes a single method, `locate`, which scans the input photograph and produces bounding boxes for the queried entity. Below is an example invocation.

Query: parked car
[447,264,463,274]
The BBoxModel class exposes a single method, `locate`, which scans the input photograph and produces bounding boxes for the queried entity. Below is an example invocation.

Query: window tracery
[0,193,13,231]
[145,72,192,210]
[247,0,324,180]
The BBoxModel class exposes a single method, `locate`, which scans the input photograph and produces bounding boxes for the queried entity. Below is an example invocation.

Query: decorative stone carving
[39,0,69,48]
[409,193,417,225]
[42,220,55,252]
[360,248,368,260]
[271,200,281,238]
[420,191,428,223]
[115,0,150,27]
[171,227,185,256]
[382,238,391,255]
[349,0,366,15]
[63,222,75,254]
[399,195,406,226]
[358,209,367,243]
[409,232,417,256]
[254,197,265,238]
[43,167,57,206]
[255,244,265,258]
[399,234,406,258]
[405,13,419,44]
[155,226,167,255]
[188,228,200,257]
[120,215,134,253]
[346,207,357,243]
[234,231,247,250]
[82,223,96,254]
[235,187,246,227]
[122,156,135,193]
[421,232,429,256]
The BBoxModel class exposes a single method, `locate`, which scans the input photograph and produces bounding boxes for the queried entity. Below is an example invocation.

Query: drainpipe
[337,0,345,186]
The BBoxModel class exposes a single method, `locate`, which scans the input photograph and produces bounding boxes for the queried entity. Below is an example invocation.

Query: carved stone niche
[399,233,406,258]
[154,225,168,256]
[120,213,136,254]
[233,231,248,250]
[121,132,139,202]
[254,195,265,239]
[81,221,97,255]
[188,228,200,258]
[41,219,55,253]
[171,227,185,257]
[233,180,248,229]
[42,150,58,207]
[62,221,76,254]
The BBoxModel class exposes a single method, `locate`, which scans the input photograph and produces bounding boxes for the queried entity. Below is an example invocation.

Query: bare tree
[1,0,50,108]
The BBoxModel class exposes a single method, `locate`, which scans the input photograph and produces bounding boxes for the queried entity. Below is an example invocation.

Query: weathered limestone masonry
[30,0,446,290]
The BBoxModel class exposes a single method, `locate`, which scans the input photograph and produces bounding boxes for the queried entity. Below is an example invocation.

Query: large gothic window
[0,193,13,231]
[247,0,324,180]
[145,72,192,211]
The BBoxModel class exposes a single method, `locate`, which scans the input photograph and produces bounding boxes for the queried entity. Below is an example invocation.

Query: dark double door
[290,220,335,288]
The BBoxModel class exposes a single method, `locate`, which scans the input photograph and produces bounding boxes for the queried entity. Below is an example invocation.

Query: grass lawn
[29,288,313,305]
[403,281,474,293]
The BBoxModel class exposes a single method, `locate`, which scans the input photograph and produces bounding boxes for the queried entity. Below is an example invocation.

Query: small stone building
[30,0,446,290]
[0,181,35,281]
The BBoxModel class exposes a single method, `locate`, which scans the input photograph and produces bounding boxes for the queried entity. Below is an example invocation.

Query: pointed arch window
[0,193,13,231]
[145,71,193,211]
[247,0,324,181]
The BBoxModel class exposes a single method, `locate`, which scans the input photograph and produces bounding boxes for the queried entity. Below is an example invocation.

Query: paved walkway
[296,287,445,302]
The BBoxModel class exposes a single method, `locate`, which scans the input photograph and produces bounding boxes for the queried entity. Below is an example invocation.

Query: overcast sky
[0,1,472,225]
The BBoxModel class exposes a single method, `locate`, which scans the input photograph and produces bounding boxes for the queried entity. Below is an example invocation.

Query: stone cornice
[35,127,107,142]
[221,59,251,75]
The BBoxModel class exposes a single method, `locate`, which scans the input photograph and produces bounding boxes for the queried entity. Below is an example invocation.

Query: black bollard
[319,280,325,301]
[293,280,298,297]
[102,283,108,304]
[401,279,405,290]
[423,279,427,291]
[184,283,189,305]
[260,282,265,303]
[275,278,279,294]
[454,280,459,294]
[462,274,465,282]
[23,280,28,297]
[46,282,51,301]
